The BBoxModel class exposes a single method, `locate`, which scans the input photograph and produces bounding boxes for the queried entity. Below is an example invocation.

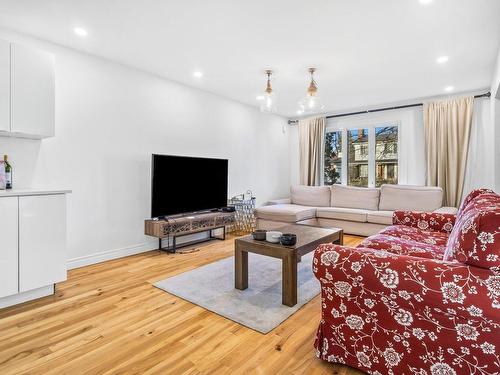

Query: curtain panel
[298,116,326,186]
[423,96,473,207]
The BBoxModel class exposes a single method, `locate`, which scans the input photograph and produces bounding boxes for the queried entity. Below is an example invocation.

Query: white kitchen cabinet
[10,42,55,138]
[0,39,9,133]
[0,197,18,298]
[19,194,67,292]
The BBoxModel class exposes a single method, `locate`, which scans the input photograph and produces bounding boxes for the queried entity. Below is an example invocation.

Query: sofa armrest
[266,198,291,205]
[392,210,456,233]
[313,244,498,320]
[433,206,459,215]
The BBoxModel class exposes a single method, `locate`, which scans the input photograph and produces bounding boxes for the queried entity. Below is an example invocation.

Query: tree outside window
[375,126,398,186]
[324,131,342,185]
[347,129,369,187]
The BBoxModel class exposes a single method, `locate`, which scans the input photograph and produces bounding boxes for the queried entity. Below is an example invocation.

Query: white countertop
[0,188,72,197]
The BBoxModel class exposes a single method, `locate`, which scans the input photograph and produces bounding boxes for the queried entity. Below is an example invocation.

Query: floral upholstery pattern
[444,193,500,271]
[378,225,450,247]
[313,244,500,375]
[313,188,500,374]
[360,234,445,260]
[457,189,495,218]
[393,210,456,233]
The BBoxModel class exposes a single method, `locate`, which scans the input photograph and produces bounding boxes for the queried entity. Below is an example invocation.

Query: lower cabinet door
[0,197,19,298]
[19,194,67,292]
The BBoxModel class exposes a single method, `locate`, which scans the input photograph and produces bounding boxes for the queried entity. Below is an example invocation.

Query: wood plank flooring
[0,234,365,375]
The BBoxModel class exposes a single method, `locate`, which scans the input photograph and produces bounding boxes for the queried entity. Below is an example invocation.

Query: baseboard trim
[67,240,158,270]
[0,285,54,309]
[67,231,215,270]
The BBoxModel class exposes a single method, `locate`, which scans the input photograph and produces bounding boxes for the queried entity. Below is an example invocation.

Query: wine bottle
[4,155,12,189]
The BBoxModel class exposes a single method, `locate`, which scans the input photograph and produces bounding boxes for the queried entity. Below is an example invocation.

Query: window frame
[323,121,401,188]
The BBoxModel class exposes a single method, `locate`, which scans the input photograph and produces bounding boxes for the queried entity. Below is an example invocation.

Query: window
[323,123,399,187]
[324,131,342,185]
[375,126,398,187]
[347,129,369,187]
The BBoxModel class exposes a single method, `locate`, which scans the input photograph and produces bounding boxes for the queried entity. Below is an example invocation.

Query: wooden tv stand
[145,211,235,253]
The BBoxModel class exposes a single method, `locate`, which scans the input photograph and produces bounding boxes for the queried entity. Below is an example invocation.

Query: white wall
[0,29,290,267]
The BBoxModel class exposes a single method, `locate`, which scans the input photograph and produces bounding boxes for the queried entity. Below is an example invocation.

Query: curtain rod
[287,91,491,125]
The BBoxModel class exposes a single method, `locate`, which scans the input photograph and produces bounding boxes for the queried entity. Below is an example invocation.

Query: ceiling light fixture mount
[259,70,277,113]
[73,27,88,37]
[437,56,449,64]
[298,67,325,115]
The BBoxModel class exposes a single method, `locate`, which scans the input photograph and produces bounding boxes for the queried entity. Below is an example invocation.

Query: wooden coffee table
[234,224,343,307]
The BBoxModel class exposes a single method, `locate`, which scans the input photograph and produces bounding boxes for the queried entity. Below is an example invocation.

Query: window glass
[375,126,398,186]
[324,131,342,185]
[347,129,369,187]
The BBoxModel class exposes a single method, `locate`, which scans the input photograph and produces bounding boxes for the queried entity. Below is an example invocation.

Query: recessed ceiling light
[73,27,88,37]
[297,110,304,115]
[444,86,454,92]
[437,56,449,64]
[419,0,433,4]
[193,71,203,78]
[256,95,264,100]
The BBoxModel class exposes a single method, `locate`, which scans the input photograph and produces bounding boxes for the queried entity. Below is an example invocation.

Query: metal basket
[228,191,256,235]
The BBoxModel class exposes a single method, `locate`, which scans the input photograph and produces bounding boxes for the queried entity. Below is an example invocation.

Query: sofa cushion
[254,204,316,223]
[330,185,380,210]
[316,207,368,222]
[290,185,331,207]
[456,188,495,218]
[444,192,500,270]
[359,233,445,260]
[366,210,393,225]
[379,224,449,246]
[379,184,443,211]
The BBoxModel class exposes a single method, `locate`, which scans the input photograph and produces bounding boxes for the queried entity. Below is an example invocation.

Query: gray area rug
[154,252,320,333]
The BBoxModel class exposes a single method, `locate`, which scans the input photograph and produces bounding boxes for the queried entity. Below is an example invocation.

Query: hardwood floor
[0,234,365,375]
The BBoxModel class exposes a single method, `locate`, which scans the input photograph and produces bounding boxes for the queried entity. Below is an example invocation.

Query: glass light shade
[259,93,277,113]
[298,94,325,114]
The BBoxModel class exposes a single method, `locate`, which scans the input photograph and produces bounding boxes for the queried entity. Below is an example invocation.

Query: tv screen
[151,154,228,217]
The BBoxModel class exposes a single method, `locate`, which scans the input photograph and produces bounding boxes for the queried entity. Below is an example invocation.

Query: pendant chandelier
[259,70,277,113]
[298,67,325,114]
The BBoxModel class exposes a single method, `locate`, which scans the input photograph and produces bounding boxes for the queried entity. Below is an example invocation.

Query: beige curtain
[298,116,325,186]
[424,96,473,207]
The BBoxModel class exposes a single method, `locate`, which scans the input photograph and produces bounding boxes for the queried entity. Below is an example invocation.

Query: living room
[0,1,499,374]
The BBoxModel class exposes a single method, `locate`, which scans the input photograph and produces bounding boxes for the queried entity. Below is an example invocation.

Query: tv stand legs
[210,226,226,241]
[158,226,226,253]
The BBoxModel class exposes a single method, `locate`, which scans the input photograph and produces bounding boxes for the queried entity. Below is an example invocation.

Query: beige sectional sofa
[255,184,458,236]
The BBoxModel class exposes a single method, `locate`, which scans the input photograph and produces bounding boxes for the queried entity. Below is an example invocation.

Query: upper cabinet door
[11,43,55,138]
[0,39,9,133]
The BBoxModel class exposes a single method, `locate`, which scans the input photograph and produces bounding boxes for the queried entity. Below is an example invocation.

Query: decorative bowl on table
[266,231,282,243]
[280,233,297,246]
[252,229,267,241]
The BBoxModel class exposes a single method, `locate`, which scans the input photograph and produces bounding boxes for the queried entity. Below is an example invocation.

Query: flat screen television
[151,154,228,218]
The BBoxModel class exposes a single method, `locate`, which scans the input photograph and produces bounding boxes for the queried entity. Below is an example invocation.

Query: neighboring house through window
[324,123,399,187]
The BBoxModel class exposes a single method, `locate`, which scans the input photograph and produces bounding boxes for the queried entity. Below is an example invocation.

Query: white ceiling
[0,0,499,117]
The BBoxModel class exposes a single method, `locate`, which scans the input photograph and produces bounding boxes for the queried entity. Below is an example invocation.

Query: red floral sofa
[313,189,500,375]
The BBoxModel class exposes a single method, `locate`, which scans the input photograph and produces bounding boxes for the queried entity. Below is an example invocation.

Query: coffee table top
[235,224,342,257]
